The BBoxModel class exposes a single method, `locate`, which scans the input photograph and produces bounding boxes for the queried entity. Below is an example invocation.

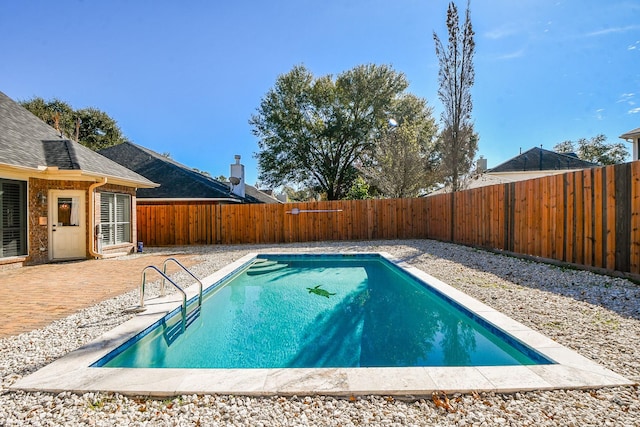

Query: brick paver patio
[0,253,198,338]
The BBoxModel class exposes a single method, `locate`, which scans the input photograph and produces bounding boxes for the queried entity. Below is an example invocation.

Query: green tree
[75,107,125,151]
[553,134,629,165]
[359,94,439,198]
[433,1,478,192]
[553,140,574,154]
[344,176,372,200]
[282,185,320,202]
[20,97,75,137]
[20,97,126,151]
[250,64,408,200]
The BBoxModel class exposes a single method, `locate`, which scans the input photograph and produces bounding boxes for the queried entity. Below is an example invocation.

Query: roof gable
[99,142,267,203]
[0,91,155,186]
[488,147,597,173]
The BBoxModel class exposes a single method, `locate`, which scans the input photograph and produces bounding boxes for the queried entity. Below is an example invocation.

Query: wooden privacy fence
[137,160,640,276]
[136,198,433,246]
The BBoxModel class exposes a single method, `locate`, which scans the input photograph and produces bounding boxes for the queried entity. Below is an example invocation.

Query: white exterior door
[50,190,86,260]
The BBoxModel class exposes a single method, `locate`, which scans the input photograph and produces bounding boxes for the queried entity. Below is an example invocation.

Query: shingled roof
[99,141,268,203]
[0,91,155,187]
[488,147,597,173]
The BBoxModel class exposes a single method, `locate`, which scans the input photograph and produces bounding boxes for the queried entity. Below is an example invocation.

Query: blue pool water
[96,254,553,369]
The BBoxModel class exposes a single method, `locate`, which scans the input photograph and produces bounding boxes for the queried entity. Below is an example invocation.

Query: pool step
[246,261,288,275]
[251,260,278,267]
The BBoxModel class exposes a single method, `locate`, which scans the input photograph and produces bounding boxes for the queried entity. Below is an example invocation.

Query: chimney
[476,156,487,173]
[229,155,245,198]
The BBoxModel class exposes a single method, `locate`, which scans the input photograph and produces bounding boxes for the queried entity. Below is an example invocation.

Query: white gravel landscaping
[1,239,639,426]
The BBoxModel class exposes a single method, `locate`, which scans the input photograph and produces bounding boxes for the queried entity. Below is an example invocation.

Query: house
[479,146,598,184]
[620,127,640,161]
[99,141,280,204]
[0,91,157,268]
[429,147,598,194]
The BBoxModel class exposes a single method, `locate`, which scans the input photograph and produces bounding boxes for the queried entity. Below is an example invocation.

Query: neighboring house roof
[244,184,281,204]
[488,147,597,173]
[620,127,640,139]
[214,179,282,204]
[99,141,275,203]
[426,146,598,195]
[0,91,156,187]
[426,173,519,195]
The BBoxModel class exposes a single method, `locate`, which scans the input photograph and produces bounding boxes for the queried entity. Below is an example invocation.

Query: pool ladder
[139,257,203,333]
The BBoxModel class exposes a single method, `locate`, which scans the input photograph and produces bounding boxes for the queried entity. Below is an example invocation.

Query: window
[0,179,27,257]
[100,192,131,246]
[56,197,80,226]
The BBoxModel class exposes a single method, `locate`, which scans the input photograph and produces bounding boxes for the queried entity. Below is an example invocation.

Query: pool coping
[12,252,633,397]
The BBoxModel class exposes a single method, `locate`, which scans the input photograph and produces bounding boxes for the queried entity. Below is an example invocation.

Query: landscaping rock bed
[1,240,638,426]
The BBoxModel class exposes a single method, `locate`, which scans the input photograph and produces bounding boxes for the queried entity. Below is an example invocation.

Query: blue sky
[1,0,638,186]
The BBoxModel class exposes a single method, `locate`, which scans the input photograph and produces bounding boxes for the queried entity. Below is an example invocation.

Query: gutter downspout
[88,177,107,259]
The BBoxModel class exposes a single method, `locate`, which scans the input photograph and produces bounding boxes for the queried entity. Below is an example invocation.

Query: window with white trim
[0,179,27,257]
[100,192,131,246]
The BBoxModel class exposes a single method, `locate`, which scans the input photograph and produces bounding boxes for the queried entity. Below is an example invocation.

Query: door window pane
[57,198,72,226]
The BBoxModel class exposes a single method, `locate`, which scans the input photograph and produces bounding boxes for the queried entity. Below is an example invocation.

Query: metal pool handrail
[139,265,187,332]
[161,257,203,308]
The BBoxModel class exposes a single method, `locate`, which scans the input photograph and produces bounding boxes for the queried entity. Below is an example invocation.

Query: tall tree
[553,134,629,165]
[433,1,478,192]
[20,97,127,151]
[74,107,126,151]
[282,185,321,202]
[250,64,408,200]
[20,97,75,137]
[359,94,439,198]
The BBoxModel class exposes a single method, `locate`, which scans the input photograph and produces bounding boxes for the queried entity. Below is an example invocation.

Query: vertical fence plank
[542,177,551,258]
[137,204,147,246]
[513,181,525,254]
[214,204,221,244]
[606,165,617,270]
[424,197,433,239]
[614,163,631,272]
[494,185,501,249]
[534,179,543,257]
[554,174,565,261]
[487,187,494,246]
[631,161,640,274]
[584,169,594,266]
[526,180,535,256]
[593,168,605,268]
[459,191,466,243]
[564,173,574,263]
[479,188,485,246]
[494,185,503,248]
[574,171,584,265]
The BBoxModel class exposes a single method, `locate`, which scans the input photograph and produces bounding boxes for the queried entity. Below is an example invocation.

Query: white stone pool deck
[12,252,632,397]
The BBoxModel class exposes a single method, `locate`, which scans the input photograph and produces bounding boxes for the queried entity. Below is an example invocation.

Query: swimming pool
[96,254,551,369]
[13,251,632,396]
